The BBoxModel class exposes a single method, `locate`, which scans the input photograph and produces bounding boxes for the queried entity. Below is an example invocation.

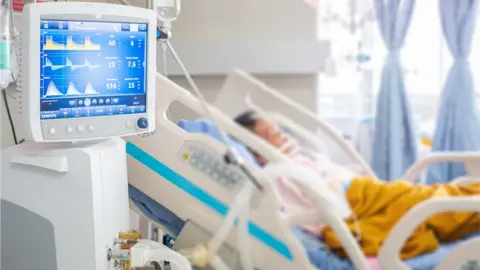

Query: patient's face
[252,118,287,149]
[250,118,292,165]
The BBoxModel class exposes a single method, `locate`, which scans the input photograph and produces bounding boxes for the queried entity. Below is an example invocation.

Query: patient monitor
[1,2,156,270]
[20,2,156,142]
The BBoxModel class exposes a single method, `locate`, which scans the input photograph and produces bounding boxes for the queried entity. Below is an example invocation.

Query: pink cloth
[368,258,383,269]
[274,154,355,235]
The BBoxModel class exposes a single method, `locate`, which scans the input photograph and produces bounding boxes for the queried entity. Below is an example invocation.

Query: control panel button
[66,126,73,134]
[136,117,149,129]
[126,120,134,129]
[48,127,56,135]
[77,125,84,133]
[87,125,94,132]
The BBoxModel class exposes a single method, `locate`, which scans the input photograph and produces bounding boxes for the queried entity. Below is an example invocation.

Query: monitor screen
[39,20,148,120]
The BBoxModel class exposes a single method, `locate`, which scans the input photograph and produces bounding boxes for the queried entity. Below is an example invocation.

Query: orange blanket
[322,177,480,260]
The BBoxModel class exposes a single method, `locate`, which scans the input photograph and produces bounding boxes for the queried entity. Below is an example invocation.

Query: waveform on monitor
[43,35,101,51]
[44,58,64,70]
[64,82,100,96]
[44,57,100,71]
[66,82,83,95]
[45,81,63,97]
[66,58,100,70]
[66,36,101,51]
[43,36,66,50]
[44,81,101,97]
[84,83,99,95]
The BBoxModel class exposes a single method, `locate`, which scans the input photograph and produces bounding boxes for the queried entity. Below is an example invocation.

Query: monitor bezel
[22,2,156,142]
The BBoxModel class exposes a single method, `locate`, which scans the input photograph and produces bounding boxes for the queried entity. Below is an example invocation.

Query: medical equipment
[125,72,480,270]
[17,3,155,142]
[0,2,192,270]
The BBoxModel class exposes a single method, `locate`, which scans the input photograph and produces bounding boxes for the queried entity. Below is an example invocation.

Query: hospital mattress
[292,228,480,270]
[129,189,479,270]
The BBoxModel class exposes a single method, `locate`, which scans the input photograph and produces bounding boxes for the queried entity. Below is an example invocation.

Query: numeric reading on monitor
[39,20,148,120]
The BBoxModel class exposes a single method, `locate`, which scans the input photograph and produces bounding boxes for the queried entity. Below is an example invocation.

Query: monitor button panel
[40,113,149,140]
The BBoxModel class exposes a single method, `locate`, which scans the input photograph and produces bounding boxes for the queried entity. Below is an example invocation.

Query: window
[317,0,480,120]
[396,0,480,96]
[316,0,376,117]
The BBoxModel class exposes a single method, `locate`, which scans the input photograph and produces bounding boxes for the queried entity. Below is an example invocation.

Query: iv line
[164,40,263,191]
[164,41,230,148]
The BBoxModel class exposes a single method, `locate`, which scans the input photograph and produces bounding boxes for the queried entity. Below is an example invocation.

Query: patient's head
[234,110,289,165]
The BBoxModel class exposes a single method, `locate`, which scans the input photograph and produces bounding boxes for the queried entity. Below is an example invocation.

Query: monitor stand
[1,138,130,270]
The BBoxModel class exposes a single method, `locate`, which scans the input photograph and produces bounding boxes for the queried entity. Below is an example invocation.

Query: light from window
[317,0,375,95]
[317,0,480,118]
[370,0,479,96]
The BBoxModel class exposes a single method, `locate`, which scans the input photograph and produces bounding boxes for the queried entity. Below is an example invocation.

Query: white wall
[157,0,328,75]
[152,0,322,118]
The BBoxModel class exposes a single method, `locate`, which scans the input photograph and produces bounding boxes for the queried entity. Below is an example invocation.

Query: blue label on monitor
[39,20,148,120]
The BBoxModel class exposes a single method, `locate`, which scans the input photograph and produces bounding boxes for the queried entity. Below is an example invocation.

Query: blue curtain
[371,0,418,180]
[427,0,480,183]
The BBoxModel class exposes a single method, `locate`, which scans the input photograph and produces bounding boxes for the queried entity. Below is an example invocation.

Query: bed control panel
[178,142,246,190]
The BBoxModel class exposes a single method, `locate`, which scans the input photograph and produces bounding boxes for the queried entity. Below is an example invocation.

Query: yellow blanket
[322,177,480,260]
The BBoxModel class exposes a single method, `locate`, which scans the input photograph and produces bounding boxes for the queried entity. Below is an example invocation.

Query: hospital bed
[125,73,480,270]
[212,69,433,175]
[213,69,377,177]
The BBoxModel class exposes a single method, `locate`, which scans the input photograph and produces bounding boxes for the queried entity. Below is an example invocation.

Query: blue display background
[39,20,148,119]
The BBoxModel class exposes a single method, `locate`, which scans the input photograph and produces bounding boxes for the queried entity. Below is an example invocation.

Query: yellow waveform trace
[66,36,101,51]
[44,36,66,50]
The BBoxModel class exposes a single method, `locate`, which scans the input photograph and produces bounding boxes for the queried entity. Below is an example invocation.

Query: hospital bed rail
[214,69,377,177]
[265,155,480,270]
[378,197,480,270]
[245,94,373,176]
[385,152,480,269]
[245,94,329,155]
[403,152,480,183]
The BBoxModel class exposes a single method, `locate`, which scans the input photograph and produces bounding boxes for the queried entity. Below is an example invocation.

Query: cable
[165,40,263,191]
[2,88,18,144]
